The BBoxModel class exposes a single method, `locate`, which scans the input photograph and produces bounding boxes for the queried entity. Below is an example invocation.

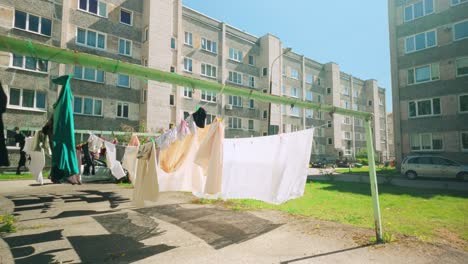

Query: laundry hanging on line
[24,134,45,185]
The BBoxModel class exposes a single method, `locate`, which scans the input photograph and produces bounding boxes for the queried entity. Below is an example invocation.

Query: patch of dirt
[432,228,468,252]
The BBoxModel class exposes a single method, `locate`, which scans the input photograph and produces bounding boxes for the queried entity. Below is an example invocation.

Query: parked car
[401,156,468,180]
[336,159,352,168]
[312,158,336,168]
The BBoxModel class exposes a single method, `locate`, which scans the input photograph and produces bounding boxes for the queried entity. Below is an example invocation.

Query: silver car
[401,156,468,180]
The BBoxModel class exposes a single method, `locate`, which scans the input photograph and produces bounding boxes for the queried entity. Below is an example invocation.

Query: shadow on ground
[310,180,468,199]
[135,204,282,249]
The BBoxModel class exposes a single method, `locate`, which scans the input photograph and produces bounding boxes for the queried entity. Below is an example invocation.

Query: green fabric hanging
[51,75,78,181]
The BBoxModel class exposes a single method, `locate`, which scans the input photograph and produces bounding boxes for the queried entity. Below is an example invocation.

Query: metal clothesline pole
[0,35,383,242]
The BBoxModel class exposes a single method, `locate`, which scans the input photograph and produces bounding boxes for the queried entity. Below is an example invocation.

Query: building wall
[389,0,468,164]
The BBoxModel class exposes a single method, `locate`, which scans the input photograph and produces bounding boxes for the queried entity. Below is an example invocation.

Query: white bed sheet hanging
[219,128,314,204]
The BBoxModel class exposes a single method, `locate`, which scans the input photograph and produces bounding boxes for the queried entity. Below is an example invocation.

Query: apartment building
[0,0,387,161]
[387,113,395,159]
[388,0,468,164]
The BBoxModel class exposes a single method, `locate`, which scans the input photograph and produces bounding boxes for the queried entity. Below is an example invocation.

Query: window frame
[200,37,217,54]
[117,74,130,88]
[201,63,217,78]
[404,29,437,54]
[461,131,468,152]
[403,0,434,23]
[7,87,47,111]
[77,0,107,17]
[116,101,129,119]
[119,8,133,26]
[201,90,217,103]
[13,10,52,37]
[455,57,468,77]
[183,87,193,99]
[453,19,468,41]
[410,133,444,151]
[407,63,440,85]
[408,97,441,118]
[248,55,255,66]
[248,76,255,88]
[183,57,193,73]
[118,38,132,56]
[228,117,242,129]
[306,74,313,84]
[290,87,299,98]
[451,0,468,6]
[290,106,300,117]
[459,94,468,113]
[248,119,254,130]
[73,96,103,116]
[184,32,193,46]
[228,71,243,85]
[10,54,48,74]
[74,65,105,83]
[248,99,255,109]
[228,95,243,108]
[290,68,299,80]
[228,47,243,63]
[76,27,106,50]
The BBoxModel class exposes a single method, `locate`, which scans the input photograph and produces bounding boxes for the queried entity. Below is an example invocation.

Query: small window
[405,30,437,53]
[201,37,217,53]
[74,66,104,83]
[461,132,468,151]
[117,74,130,87]
[459,95,468,113]
[228,47,243,62]
[118,38,132,56]
[306,90,313,101]
[248,55,254,65]
[228,95,243,107]
[201,63,217,78]
[74,96,102,116]
[228,117,242,129]
[454,20,468,41]
[11,54,48,73]
[78,0,107,17]
[248,120,254,130]
[263,110,268,119]
[8,88,46,110]
[14,10,52,36]
[183,87,193,98]
[326,88,331,94]
[76,27,106,50]
[249,76,255,88]
[327,120,332,128]
[327,138,333,145]
[120,8,132,25]
[171,37,176,49]
[169,94,175,106]
[249,99,254,109]
[228,71,242,85]
[143,27,149,42]
[117,102,129,118]
[201,90,216,103]
[290,87,298,98]
[263,67,268,76]
[290,68,299,79]
[184,58,192,72]
[456,57,468,77]
[306,74,313,84]
[184,32,193,46]
[170,66,175,73]
[368,100,373,106]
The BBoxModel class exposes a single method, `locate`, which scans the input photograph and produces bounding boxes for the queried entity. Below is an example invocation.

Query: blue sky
[183,0,392,112]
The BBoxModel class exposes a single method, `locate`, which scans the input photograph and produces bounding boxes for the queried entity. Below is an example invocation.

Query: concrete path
[0,180,466,264]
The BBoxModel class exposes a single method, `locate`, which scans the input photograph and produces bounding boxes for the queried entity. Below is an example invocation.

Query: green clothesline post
[0,34,383,242]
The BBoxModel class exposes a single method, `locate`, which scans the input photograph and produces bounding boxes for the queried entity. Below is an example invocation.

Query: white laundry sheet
[24,137,45,185]
[122,146,139,183]
[104,141,126,179]
[217,128,314,204]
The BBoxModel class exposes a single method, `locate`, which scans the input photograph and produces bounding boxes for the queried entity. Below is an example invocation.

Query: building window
[290,68,299,80]
[305,109,313,118]
[306,90,313,101]
[342,86,349,96]
[456,57,468,76]
[143,27,149,42]
[143,90,147,103]
[317,111,323,120]
[14,10,52,36]
[409,98,441,117]
[228,71,242,85]
[343,117,351,125]
[352,103,358,111]
[74,96,102,116]
[171,37,176,49]
[343,101,350,109]
[183,58,192,72]
[201,38,217,53]
[317,95,322,103]
[379,97,384,106]
[327,120,332,128]
[11,54,48,73]
[117,102,129,118]
[248,120,254,130]
[404,0,434,22]
[368,100,373,106]
[170,66,175,73]
[290,106,300,117]
[74,66,104,83]
[459,94,468,113]
[405,29,437,53]
[410,133,443,151]
[206,114,215,125]
[8,88,46,110]
[461,132,468,151]
[263,110,268,119]
[184,32,193,46]
[327,138,333,145]
[263,68,268,76]
[344,131,351,140]
[183,87,192,99]
[353,90,359,98]
[452,0,468,5]
[249,99,254,109]
[228,95,242,107]
[78,0,107,17]
[290,87,298,98]
[306,74,313,84]
[118,38,132,56]
[201,90,216,103]
[117,74,130,87]
[248,55,254,66]
[76,27,106,49]
[326,87,331,94]
[183,111,190,119]
[454,20,468,41]
[248,76,255,88]
[169,94,175,106]
[201,63,216,78]
[120,8,132,25]
[229,48,243,62]
[228,117,242,129]
[407,63,439,84]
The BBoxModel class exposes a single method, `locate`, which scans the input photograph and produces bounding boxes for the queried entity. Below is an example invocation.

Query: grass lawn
[0,171,50,181]
[196,181,468,247]
[335,166,400,176]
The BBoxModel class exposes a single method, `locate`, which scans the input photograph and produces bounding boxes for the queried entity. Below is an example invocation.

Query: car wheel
[456,172,468,181]
[405,171,417,180]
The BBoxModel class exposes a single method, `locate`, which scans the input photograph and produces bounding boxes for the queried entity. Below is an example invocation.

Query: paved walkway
[0,180,466,263]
